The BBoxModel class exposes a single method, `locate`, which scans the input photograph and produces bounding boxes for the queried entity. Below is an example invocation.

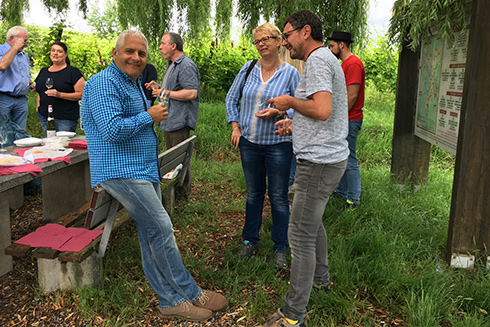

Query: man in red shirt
[329,31,365,209]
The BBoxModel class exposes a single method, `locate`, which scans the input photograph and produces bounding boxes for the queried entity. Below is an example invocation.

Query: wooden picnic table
[0,136,91,276]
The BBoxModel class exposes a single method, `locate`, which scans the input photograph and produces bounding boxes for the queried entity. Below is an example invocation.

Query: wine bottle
[47,105,56,138]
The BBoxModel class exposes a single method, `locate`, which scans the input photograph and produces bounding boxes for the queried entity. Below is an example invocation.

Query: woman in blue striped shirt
[226,23,300,269]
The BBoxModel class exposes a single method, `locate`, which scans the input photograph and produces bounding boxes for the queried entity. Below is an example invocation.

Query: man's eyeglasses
[282,26,304,42]
[253,36,277,45]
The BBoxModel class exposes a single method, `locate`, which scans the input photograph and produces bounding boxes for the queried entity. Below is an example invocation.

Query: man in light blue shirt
[81,29,227,322]
[0,26,34,130]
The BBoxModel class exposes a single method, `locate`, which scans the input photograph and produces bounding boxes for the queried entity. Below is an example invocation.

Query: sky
[24,0,395,38]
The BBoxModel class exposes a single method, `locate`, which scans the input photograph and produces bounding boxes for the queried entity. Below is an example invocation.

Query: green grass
[25,86,490,326]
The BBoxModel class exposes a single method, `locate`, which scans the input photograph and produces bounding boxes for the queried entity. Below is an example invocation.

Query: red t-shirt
[341,55,365,121]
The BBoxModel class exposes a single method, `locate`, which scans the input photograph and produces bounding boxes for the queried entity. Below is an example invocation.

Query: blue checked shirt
[81,62,160,188]
[226,61,300,145]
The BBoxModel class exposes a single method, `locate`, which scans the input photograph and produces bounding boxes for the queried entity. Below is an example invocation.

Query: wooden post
[446,0,490,268]
[391,40,431,184]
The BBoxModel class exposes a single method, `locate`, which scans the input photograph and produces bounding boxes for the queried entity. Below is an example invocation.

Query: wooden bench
[4,135,196,292]
[159,135,196,216]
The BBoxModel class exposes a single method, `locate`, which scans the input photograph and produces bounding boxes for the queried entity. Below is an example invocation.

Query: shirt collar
[171,53,186,65]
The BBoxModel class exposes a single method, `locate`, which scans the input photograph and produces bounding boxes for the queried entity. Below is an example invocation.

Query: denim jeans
[37,112,78,137]
[100,178,201,309]
[239,137,292,253]
[0,95,28,130]
[283,159,347,321]
[336,119,362,203]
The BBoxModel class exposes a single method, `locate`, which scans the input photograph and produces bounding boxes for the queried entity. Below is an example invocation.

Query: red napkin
[68,140,87,150]
[14,223,103,253]
[13,148,71,164]
[0,163,43,176]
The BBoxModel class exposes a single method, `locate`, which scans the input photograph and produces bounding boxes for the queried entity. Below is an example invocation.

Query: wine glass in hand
[157,89,170,107]
[45,77,54,90]
[0,129,7,152]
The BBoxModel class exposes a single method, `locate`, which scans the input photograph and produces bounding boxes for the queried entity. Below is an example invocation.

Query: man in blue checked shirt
[81,30,227,322]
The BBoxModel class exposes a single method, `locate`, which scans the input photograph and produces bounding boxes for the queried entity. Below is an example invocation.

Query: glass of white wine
[45,77,54,90]
[0,128,7,152]
[157,89,170,107]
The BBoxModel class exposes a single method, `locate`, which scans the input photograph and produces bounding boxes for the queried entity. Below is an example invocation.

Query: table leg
[0,196,13,276]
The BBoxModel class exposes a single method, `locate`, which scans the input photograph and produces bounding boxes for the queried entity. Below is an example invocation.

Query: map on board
[414,30,469,155]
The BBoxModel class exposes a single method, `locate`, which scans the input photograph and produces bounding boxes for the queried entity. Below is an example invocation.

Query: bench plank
[85,187,114,228]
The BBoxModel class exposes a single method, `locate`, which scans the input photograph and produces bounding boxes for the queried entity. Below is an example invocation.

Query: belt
[0,91,25,99]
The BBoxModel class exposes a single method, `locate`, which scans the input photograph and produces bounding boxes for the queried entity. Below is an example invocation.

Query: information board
[414,30,469,155]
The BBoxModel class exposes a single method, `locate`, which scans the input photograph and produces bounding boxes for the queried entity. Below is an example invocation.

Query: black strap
[245,59,258,83]
[238,59,258,112]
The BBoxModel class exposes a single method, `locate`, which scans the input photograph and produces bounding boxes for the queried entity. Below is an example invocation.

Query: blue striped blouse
[226,61,300,145]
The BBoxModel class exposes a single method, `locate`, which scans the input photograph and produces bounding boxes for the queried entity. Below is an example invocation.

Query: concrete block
[450,253,475,269]
[0,196,12,276]
[5,185,24,210]
[37,252,104,292]
[162,184,175,217]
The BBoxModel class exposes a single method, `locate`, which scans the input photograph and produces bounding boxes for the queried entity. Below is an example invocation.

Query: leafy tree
[360,36,398,93]
[115,0,369,48]
[388,0,469,50]
[1,0,369,50]
[87,0,122,38]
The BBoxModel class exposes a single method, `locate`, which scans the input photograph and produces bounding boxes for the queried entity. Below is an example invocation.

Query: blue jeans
[336,119,362,203]
[239,137,292,253]
[283,159,347,322]
[0,94,28,130]
[100,178,201,309]
[37,112,78,137]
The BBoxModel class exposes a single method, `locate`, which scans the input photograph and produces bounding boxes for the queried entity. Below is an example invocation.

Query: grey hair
[166,32,184,52]
[6,26,28,40]
[115,30,148,53]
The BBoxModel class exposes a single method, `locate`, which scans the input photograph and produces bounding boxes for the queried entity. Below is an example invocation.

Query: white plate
[14,137,43,147]
[0,154,26,166]
[56,131,76,138]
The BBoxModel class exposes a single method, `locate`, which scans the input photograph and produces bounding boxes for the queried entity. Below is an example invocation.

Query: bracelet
[233,126,239,131]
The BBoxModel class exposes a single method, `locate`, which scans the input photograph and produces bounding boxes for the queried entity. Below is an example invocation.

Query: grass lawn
[13,86,490,326]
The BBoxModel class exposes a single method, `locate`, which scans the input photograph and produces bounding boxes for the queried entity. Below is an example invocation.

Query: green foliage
[29,26,114,80]
[360,36,399,93]
[185,32,257,102]
[0,0,30,26]
[86,0,122,39]
[389,0,470,50]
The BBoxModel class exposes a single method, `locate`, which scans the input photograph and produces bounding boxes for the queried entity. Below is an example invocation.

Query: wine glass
[0,128,7,152]
[45,77,54,90]
[157,89,170,107]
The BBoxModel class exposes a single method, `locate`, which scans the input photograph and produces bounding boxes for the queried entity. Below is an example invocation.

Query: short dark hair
[284,10,323,42]
[166,32,184,52]
[52,41,71,65]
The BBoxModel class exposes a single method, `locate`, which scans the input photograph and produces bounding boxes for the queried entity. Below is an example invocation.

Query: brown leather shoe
[193,289,228,312]
[159,300,213,321]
